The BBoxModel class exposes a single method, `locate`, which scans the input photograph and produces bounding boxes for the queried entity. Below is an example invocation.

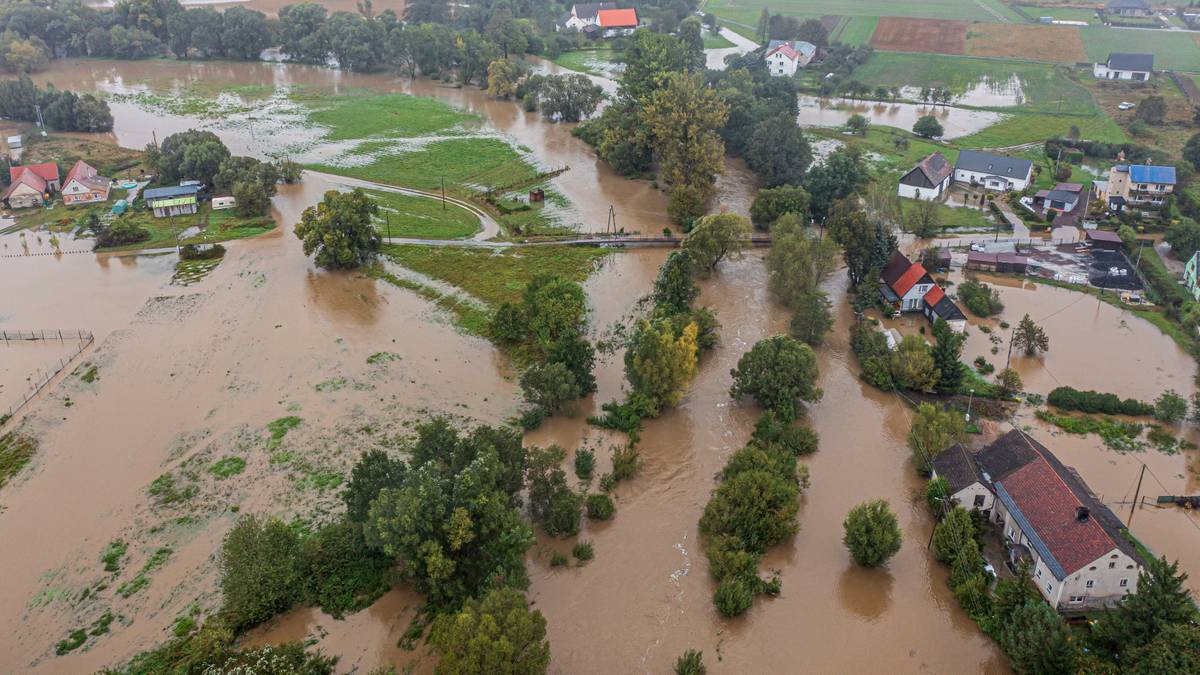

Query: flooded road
[797,96,1004,140]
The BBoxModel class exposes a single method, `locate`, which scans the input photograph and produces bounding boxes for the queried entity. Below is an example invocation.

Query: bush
[179,243,226,260]
[574,448,595,481]
[1047,386,1153,416]
[585,493,615,520]
[700,470,799,552]
[1154,390,1188,424]
[300,522,391,619]
[96,220,151,248]
[925,477,950,513]
[549,551,569,567]
[527,446,583,537]
[957,280,1004,317]
[219,515,302,631]
[598,473,616,492]
[674,649,707,675]
[842,499,902,567]
[611,445,641,482]
[572,540,594,562]
[713,576,754,617]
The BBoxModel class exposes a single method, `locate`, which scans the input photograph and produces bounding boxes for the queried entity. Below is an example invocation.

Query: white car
[982,560,997,579]
[1118,102,1136,111]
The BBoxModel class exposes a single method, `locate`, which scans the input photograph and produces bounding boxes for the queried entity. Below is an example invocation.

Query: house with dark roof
[965,251,1029,274]
[953,150,1033,192]
[763,40,816,77]
[144,184,201,218]
[1033,182,1083,215]
[1106,0,1153,18]
[932,429,1144,611]
[898,152,952,201]
[879,250,966,332]
[1093,52,1154,81]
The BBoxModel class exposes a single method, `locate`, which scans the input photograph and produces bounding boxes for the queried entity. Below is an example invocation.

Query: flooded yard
[797,96,1005,140]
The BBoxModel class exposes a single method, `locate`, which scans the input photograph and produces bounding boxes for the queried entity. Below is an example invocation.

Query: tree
[826,201,895,285]
[913,115,944,139]
[756,8,770,41]
[678,17,705,72]
[519,362,580,415]
[789,291,834,347]
[294,188,381,269]
[625,319,699,413]
[214,155,279,216]
[652,250,700,313]
[486,59,519,99]
[683,212,750,276]
[750,185,809,229]
[220,7,271,61]
[1124,623,1200,675]
[523,274,587,348]
[1011,314,1049,357]
[796,18,828,47]
[219,515,302,630]
[907,198,941,238]
[147,129,230,186]
[907,402,966,472]
[342,449,407,523]
[484,8,525,59]
[996,367,1023,397]
[1118,224,1137,250]
[1135,95,1167,126]
[729,335,823,422]
[1092,556,1197,660]
[1154,390,1188,424]
[1185,133,1200,172]
[537,74,604,123]
[765,213,838,308]
[640,72,729,212]
[805,148,868,222]
[428,588,550,675]
[546,332,597,395]
[931,319,965,395]
[700,469,800,552]
[842,499,902,567]
[745,114,812,187]
[891,335,939,393]
[278,3,331,64]
[845,113,869,136]
[931,507,975,565]
[526,445,583,536]
[997,599,1079,674]
[1166,219,1200,261]
[674,649,706,675]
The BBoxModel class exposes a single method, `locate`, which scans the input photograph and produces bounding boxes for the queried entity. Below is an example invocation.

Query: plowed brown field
[966,23,1087,63]
[870,16,967,55]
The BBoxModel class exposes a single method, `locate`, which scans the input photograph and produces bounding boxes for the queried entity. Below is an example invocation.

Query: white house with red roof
[596,7,638,36]
[932,430,1143,611]
[763,39,815,77]
[2,162,60,209]
[879,250,966,331]
[557,3,616,31]
[61,160,112,205]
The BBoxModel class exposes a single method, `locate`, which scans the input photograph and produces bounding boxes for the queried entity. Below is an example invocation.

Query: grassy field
[900,198,992,231]
[811,127,958,174]
[97,204,275,252]
[18,135,148,178]
[851,53,1097,114]
[833,16,879,45]
[1014,6,1098,24]
[703,32,735,49]
[298,90,477,141]
[1080,27,1200,72]
[954,111,1128,149]
[551,48,622,77]
[365,189,480,240]
[703,0,1022,21]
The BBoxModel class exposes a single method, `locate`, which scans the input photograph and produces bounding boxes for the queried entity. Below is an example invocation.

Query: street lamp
[966,388,975,426]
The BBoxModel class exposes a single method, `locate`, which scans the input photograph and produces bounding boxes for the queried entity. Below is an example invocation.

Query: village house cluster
[556,3,639,38]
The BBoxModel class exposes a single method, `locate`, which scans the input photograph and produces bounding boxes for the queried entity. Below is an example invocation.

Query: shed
[966,251,999,272]
[1086,230,1124,251]
[111,199,128,216]
[212,196,236,211]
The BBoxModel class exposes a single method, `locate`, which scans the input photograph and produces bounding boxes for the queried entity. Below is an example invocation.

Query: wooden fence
[2,329,94,420]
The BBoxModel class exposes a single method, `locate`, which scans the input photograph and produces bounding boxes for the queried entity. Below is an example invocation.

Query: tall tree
[293,188,381,269]
[826,202,894,286]
[640,72,729,217]
[750,185,809,229]
[428,588,550,675]
[652,250,700,314]
[842,499,902,567]
[625,318,699,413]
[765,213,838,308]
[679,16,705,72]
[1011,314,1049,357]
[931,319,965,395]
[745,114,812,188]
[907,402,966,472]
[789,291,834,347]
[805,147,868,222]
[682,212,750,276]
[997,600,1079,675]
[729,334,823,422]
[1092,556,1197,660]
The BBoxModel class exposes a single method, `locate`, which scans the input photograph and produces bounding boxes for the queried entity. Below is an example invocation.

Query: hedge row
[1046,386,1153,417]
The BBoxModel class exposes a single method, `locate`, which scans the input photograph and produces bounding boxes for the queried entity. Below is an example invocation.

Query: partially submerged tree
[842,499,902,567]
[428,588,550,675]
[682,212,751,276]
[729,335,822,422]
[907,402,966,473]
[1011,314,1049,357]
[294,188,381,269]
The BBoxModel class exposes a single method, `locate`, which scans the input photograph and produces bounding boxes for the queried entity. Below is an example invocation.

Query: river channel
[0,57,1196,673]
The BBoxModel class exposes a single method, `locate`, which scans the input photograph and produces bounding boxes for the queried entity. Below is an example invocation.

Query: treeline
[1047,386,1154,417]
[0,75,113,132]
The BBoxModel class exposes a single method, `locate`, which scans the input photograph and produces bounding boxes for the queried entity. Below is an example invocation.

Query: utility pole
[1128,464,1146,527]
[441,177,446,211]
[1004,326,1015,372]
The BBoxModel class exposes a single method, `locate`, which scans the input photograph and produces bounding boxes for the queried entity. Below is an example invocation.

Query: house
[931,429,1143,611]
[1,169,47,209]
[1093,52,1154,81]
[898,152,953,201]
[1106,0,1153,18]
[596,8,638,37]
[144,184,201,218]
[953,150,1033,192]
[1185,252,1200,302]
[1033,182,1083,214]
[1104,163,1174,211]
[879,250,966,332]
[763,40,816,77]
[9,162,61,192]
[966,251,1029,274]
[212,195,236,211]
[60,160,112,205]
[1085,230,1125,251]
[557,3,615,31]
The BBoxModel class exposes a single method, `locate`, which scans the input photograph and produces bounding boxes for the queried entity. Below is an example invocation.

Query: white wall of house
[62,180,107,204]
[898,176,950,201]
[950,482,993,512]
[4,183,43,208]
[900,283,934,311]
[954,169,1030,192]
[1058,548,1140,609]
[1093,63,1150,80]
[767,51,798,77]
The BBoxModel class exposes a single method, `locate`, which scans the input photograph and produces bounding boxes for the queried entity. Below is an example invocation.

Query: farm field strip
[704,0,1022,21]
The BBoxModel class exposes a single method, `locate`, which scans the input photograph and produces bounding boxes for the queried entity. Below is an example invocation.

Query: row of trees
[0,75,113,132]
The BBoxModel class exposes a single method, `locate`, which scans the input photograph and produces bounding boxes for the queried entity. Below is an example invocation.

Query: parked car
[1117,101,1135,110]
[982,559,997,580]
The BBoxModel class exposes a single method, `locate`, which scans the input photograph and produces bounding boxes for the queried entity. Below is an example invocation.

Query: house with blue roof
[142,183,202,218]
[1101,162,1175,212]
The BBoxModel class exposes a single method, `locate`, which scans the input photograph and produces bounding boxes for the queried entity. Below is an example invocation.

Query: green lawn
[1080,27,1200,72]
[99,204,275,252]
[954,111,1128,149]
[297,90,478,141]
[834,16,879,45]
[812,127,958,173]
[365,189,481,240]
[381,245,610,308]
[703,32,735,49]
[852,53,1097,115]
[704,0,1022,21]
[551,49,622,77]
[900,198,992,231]
[1015,6,1098,24]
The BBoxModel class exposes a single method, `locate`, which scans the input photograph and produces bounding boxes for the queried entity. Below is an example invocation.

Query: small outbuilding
[966,251,1029,274]
[1085,229,1124,251]
[212,196,236,211]
[898,152,953,201]
[144,184,202,218]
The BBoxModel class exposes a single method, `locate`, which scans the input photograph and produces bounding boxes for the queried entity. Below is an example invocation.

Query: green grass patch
[89,611,114,636]
[101,540,127,573]
[147,473,196,507]
[900,198,993,231]
[0,433,37,492]
[1016,6,1097,24]
[1080,27,1200,72]
[366,189,481,240]
[97,204,275,252]
[366,351,400,364]
[55,628,88,655]
[1035,409,1145,451]
[368,265,493,337]
[552,48,623,77]
[208,456,246,479]
[266,416,303,450]
[703,32,735,49]
[78,363,99,383]
[381,244,609,308]
[298,90,477,141]
[835,16,879,45]
[116,547,172,598]
[955,112,1127,149]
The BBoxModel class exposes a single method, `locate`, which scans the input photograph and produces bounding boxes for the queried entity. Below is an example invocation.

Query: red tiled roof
[10,162,59,184]
[64,159,96,185]
[923,284,945,305]
[1001,458,1119,575]
[892,262,929,298]
[2,168,47,199]
[597,8,637,27]
[767,44,800,60]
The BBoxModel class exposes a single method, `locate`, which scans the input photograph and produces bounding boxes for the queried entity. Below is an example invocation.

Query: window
[1089,566,1097,571]
[1120,579,1128,588]
[1086,580,1095,589]
[973,494,985,508]
[1108,562,1116,569]
[1069,595,1084,603]
[1046,583,1053,593]
[1036,568,1042,578]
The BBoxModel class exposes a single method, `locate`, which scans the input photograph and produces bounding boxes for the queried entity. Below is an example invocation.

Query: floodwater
[797,96,1004,140]
[899,76,1025,108]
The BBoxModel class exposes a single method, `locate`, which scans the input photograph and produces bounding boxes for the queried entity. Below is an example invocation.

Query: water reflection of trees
[836,564,894,622]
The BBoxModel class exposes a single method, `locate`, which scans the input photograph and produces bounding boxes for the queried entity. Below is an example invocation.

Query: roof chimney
[1075,506,1090,522]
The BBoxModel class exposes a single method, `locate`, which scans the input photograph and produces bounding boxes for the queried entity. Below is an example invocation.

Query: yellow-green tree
[640,72,729,220]
[683,212,750,277]
[625,319,699,413]
[486,59,518,99]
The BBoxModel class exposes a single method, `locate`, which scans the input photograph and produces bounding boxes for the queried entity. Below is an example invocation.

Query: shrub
[179,243,226,260]
[585,493,615,520]
[957,280,1004,317]
[527,446,583,537]
[925,477,950,513]
[700,470,800,552]
[96,220,151,248]
[572,540,594,562]
[598,473,616,492]
[1154,390,1188,424]
[428,588,550,674]
[1047,386,1153,416]
[713,576,754,617]
[674,649,707,675]
[611,445,641,482]
[219,515,302,631]
[842,499,902,567]
[549,551,569,567]
[574,448,595,481]
[300,522,391,619]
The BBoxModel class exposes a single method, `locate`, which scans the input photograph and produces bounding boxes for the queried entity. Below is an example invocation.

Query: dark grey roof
[931,296,966,321]
[879,250,912,287]
[1046,190,1080,204]
[1107,0,1150,9]
[901,152,952,188]
[573,2,616,19]
[143,184,201,200]
[974,429,1043,482]
[954,150,1032,179]
[1107,52,1154,72]
[932,443,981,493]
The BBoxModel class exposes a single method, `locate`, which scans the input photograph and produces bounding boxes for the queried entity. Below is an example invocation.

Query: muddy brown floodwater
[797,96,1004,140]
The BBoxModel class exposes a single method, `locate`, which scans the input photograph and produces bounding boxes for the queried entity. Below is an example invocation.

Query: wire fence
[2,329,94,420]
